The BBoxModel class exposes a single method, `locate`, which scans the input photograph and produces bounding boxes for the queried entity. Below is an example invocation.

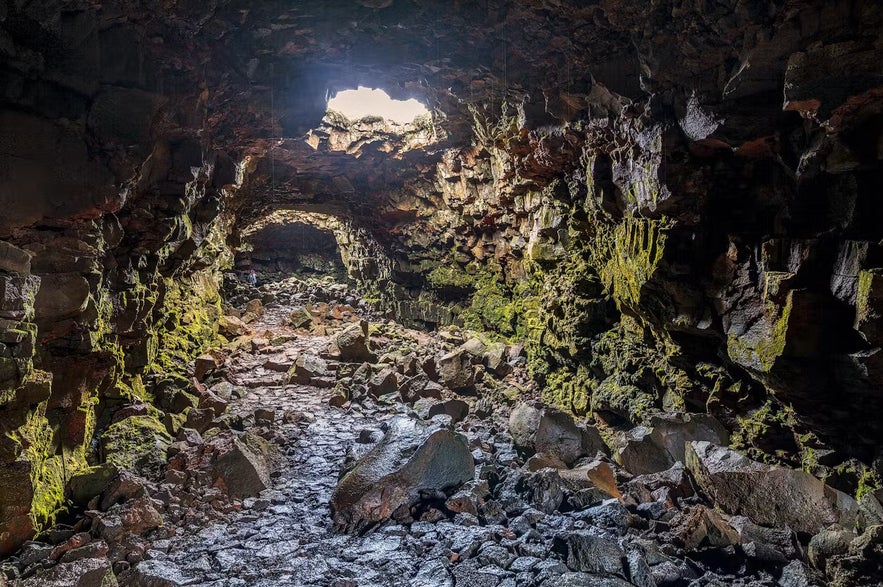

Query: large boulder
[686,441,859,534]
[212,430,272,499]
[615,413,729,475]
[330,416,474,533]
[437,348,475,391]
[509,402,606,466]
[334,321,375,362]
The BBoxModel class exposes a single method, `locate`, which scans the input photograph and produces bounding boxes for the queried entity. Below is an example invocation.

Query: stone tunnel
[1,1,883,585]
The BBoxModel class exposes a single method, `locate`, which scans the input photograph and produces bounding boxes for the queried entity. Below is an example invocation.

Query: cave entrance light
[326,86,429,125]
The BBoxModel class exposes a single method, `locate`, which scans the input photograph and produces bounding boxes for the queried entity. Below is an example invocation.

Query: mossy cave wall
[2,0,883,558]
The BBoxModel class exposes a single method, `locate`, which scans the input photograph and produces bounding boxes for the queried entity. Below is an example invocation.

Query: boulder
[68,464,119,507]
[686,441,859,534]
[438,348,475,391]
[330,416,474,533]
[559,531,625,576]
[18,556,116,587]
[287,353,330,385]
[428,399,470,424]
[288,306,314,328]
[367,367,399,397]
[335,321,375,362]
[509,402,606,466]
[218,314,251,338]
[0,240,32,274]
[212,431,272,499]
[615,413,729,476]
[193,354,219,381]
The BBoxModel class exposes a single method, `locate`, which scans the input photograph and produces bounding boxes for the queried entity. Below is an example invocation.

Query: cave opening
[236,211,349,284]
[326,86,430,125]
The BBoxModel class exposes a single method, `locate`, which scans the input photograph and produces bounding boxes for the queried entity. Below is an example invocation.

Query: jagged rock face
[1,0,883,557]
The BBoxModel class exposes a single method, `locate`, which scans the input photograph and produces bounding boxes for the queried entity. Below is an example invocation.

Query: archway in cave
[235,211,348,282]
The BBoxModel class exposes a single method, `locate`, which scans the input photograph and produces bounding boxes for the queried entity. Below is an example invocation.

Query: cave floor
[123,297,510,587]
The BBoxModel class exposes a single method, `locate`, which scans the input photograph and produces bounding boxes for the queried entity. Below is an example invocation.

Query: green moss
[729,400,796,463]
[584,216,668,312]
[101,414,171,475]
[727,292,793,373]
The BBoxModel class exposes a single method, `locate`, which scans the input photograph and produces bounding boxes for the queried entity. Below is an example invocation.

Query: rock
[99,471,146,511]
[33,273,91,321]
[184,407,216,434]
[368,367,399,397]
[245,298,263,317]
[559,531,625,575]
[438,348,475,391]
[197,389,228,414]
[288,306,314,328]
[193,353,219,381]
[212,431,272,499]
[0,240,32,274]
[124,559,189,586]
[778,560,825,587]
[428,399,470,424]
[218,314,252,338]
[526,468,565,513]
[101,415,172,476]
[445,480,490,515]
[625,462,693,504]
[673,505,740,551]
[18,556,116,587]
[647,413,729,465]
[613,414,728,477]
[572,499,630,536]
[253,407,275,426]
[410,557,453,587]
[335,321,375,362]
[509,403,606,466]
[287,353,330,385]
[808,528,854,573]
[68,464,119,507]
[330,416,474,532]
[559,459,622,500]
[484,342,512,376]
[686,441,858,534]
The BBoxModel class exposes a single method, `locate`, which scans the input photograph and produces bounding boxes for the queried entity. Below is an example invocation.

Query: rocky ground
[1,277,882,587]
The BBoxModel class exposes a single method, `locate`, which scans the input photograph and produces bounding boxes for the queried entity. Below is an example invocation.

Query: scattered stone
[288,307,314,328]
[212,431,273,499]
[335,321,375,362]
[438,348,475,391]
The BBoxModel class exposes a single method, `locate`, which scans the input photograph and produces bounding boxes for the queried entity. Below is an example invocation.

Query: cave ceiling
[6,0,879,234]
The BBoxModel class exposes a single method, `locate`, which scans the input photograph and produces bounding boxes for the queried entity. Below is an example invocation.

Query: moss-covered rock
[101,415,172,477]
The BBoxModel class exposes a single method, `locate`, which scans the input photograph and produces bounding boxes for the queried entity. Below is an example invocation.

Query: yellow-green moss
[101,414,171,474]
[591,216,669,310]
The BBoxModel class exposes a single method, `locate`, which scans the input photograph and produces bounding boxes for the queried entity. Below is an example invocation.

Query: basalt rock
[686,441,862,535]
[330,416,473,533]
[509,402,607,466]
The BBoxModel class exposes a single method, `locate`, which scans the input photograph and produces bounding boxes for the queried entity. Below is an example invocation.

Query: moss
[101,414,171,475]
[590,216,670,311]
[857,468,882,501]
[727,292,793,373]
[729,400,797,464]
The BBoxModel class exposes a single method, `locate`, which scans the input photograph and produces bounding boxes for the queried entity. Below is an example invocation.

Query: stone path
[131,307,455,587]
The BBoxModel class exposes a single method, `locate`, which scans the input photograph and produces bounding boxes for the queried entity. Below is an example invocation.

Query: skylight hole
[326,86,429,125]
